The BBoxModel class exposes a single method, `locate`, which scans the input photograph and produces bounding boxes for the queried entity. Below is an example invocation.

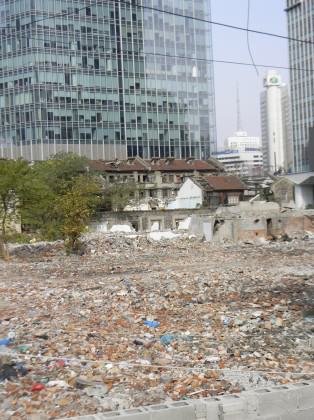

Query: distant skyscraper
[214,86,262,177]
[286,0,314,172]
[225,85,260,152]
[260,71,293,174]
[0,0,216,161]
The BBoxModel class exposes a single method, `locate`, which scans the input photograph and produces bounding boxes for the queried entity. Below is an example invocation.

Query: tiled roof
[279,172,314,185]
[89,157,220,173]
[204,175,247,191]
[90,159,148,173]
[149,159,218,172]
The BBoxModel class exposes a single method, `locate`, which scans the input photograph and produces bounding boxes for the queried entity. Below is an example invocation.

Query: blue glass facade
[0,0,216,160]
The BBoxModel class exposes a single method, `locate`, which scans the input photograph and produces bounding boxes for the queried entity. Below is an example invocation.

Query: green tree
[0,159,49,257]
[0,159,29,238]
[0,154,102,255]
[56,176,101,253]
[33,152,88,194]
[102,183,139,211]
[30,153,91,240]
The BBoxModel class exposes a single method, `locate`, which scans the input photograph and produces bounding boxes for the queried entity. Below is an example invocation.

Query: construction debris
[0,234,313,419]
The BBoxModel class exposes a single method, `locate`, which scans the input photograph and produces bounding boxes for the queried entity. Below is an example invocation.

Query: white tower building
[260,71,293,174]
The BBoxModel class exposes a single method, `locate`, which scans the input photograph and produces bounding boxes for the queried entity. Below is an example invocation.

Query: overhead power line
[0,34,311,74]
[246,0,259,76]
[0,35,312,74]
[0,0,313,47]
[0,38,314,73]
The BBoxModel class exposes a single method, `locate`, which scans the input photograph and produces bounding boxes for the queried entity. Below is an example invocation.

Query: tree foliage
[0,159,33,237]
[102,183,138,211]
[0,153,102,257]
[56,176,101,253]
[0,153,146,255]
[33,152,89,194]
[28,153,91,240]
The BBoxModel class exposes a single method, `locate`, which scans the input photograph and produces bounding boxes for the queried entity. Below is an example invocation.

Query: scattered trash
[0,364,18,381]
[0,338,10,346]
[160,334,176,346]
[34,331,49,340]
[303,308,314,322]
[31,383,45,392]
[15,362,28,376]
[7,332,16,340]
[0,234,313,418]
[84,384,109,398]
[144,320,160,328]
[14,344,32,353]
[46,380,69,388]
[221,317,231,326]
[133,339,144,346]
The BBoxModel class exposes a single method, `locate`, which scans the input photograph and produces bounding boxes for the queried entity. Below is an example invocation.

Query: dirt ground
[0,235,314,419]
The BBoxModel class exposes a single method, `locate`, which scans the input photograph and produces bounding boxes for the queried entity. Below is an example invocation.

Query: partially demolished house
[272,172,314,209]
[167,175,247,209]
[90,156,224,207]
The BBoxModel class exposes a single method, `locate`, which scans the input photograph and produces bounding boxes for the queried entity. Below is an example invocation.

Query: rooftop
[204,175,247,191]
[280,172,314,185]
[89,157,223,173]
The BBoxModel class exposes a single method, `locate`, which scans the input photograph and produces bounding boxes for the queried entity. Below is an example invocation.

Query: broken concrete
[91,204,314,244]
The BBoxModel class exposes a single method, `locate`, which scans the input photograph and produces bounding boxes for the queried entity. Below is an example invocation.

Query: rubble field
[0,234,314,419]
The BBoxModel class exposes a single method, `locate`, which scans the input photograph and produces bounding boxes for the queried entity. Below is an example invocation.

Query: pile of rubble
[83,232,196,256]
[8,241,65,258]
[0,235,313,419]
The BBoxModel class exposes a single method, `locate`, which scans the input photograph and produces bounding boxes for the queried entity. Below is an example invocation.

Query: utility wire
[0,35,311,74]
[246,0,259,76]
[0,0,313,47]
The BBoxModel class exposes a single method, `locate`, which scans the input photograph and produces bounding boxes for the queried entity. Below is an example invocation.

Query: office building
[225,131,260,152]
[225,85,260,152]
[0,0,216,161]
[260,70,293,174]
[212,148,263,177]
[214,86,263,177]
[286,0,314,172]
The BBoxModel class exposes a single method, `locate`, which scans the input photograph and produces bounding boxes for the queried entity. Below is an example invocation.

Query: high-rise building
[0,0,216,161]
[286,0,314,172]
[260,70,293,174]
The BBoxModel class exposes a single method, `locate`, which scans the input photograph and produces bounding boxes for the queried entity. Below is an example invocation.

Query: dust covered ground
[0,235,314,419]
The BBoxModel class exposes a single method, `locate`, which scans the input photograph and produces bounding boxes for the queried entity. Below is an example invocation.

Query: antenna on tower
[236,82,242,132]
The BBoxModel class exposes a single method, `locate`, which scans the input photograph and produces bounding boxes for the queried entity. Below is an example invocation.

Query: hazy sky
[211,0,288,147]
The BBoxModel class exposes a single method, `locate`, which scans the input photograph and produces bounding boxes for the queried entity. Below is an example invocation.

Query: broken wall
[92,209,214,233]
[189,214,214,241]
[91,206,314,243]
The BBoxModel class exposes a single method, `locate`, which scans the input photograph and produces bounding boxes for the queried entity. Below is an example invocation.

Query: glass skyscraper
[0,0,216,161]
[286,0,314,172]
